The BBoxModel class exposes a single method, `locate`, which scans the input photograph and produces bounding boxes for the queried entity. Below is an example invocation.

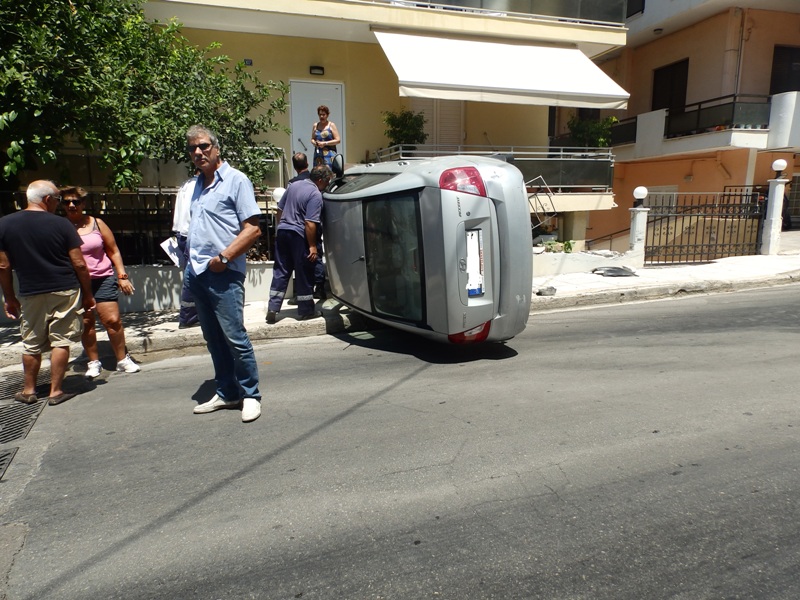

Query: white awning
[374,31,629,110]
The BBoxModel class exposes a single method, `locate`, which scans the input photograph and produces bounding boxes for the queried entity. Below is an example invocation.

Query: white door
[289,80,346,163]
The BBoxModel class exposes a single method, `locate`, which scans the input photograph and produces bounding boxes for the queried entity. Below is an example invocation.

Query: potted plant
[566,115,618,148]
[382,108,428,147]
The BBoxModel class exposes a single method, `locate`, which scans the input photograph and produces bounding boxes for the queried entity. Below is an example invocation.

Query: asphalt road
[2,285,799,599]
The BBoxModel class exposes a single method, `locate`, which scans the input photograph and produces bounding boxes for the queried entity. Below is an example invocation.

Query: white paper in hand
[160,237,181,267]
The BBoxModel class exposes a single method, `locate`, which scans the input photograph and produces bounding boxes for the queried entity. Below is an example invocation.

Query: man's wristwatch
[218,253,229,267]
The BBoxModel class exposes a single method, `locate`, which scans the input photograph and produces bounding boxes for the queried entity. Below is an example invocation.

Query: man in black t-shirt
[0,180,95,405]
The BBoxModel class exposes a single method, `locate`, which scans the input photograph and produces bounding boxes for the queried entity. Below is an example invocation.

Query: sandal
[14,391,39,404]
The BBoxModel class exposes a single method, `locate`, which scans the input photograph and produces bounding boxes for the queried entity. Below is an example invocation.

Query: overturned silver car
[323,155,532,344]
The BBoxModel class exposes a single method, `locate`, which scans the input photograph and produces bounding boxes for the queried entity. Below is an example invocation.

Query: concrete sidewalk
[1,231,799,370]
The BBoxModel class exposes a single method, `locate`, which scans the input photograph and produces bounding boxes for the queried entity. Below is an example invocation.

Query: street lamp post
[630,186,650,255]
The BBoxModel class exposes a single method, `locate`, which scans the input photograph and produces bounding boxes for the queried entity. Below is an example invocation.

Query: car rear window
[328,173,399,195]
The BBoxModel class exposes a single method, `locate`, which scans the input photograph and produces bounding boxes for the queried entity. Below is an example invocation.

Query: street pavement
[0,230,798,371]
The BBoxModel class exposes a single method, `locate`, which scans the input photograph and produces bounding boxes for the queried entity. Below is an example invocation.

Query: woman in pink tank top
[61,186,140,378]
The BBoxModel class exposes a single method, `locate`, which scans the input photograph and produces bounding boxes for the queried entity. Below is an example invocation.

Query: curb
[529,270,800,312]
[1,271,799,370]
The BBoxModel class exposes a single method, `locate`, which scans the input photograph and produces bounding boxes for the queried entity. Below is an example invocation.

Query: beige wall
[182,28,401,166]
[738,9,800,96]
[464,103,549,147]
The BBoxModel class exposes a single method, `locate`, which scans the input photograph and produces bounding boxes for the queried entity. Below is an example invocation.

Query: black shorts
[91,275,119,303]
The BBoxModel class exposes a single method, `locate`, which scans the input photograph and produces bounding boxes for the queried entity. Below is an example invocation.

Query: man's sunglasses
[187,142,213,153]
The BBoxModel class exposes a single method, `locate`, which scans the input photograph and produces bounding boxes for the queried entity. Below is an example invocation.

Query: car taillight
[448,321,491,344]
[439,167,486,197]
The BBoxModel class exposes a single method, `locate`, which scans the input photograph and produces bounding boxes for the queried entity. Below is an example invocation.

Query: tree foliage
[566,115,619,148]
[0,0,288,190]
[382,108,428,147]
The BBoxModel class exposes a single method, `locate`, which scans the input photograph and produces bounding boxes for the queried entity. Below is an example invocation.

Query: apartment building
[580,1,800,243]
[146,1,626,166]
[144,0,631,243]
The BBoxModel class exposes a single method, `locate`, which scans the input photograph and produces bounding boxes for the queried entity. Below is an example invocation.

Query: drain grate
[0,447,18,481]
[0,400,46,445]
[0,365,52,401]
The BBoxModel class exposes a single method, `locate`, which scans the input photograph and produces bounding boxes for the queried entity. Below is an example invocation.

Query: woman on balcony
[60,186,141,378]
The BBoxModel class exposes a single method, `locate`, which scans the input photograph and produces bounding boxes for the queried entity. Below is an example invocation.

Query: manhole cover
[0,447,18,481]
[0,400,46,445]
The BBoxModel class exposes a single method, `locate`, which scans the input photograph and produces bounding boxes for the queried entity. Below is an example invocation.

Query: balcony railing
[665,94,771,138]
[610,116,637,145]
[356,0,626,26]
[374,144,614,192]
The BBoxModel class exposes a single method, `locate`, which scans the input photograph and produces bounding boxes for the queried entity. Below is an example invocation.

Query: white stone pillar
[760,178,787,255]
[629,207,650,254]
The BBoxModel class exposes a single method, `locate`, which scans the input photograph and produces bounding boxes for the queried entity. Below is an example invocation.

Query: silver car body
[323,155,532,343]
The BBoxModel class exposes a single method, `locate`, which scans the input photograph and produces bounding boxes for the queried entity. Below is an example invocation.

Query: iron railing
[587,189,766,262]
[644,190,763,264]
[346,0,627,27]
[665,94,771,138]
[1,190,280,266]
[610,116,637,145]
[375,144,615,192]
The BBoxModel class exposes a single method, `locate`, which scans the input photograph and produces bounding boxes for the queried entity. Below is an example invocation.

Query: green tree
[0,0,288,191]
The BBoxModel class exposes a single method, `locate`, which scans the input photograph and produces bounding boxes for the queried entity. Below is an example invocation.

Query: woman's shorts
[92,275,119,303]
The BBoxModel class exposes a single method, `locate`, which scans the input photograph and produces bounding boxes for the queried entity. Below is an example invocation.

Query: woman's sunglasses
[60,198,83,206]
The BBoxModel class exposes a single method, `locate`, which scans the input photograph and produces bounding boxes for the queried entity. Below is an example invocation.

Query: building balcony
[146,0,626,58]
[612,91,800,160]
[379,0,627,25]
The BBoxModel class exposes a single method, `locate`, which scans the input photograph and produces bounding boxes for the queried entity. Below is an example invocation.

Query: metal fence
[1,189,279,266]
[644,189,763,264]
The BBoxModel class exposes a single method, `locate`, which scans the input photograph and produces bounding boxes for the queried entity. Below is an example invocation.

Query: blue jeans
[186,267,260,401]
[177,235,198,327]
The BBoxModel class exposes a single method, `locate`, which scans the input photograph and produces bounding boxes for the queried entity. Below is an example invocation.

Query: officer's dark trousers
[268,229,315,316]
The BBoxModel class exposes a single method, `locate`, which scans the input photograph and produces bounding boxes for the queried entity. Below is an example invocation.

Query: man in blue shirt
[184,125,263,423]
[266,165,330,323]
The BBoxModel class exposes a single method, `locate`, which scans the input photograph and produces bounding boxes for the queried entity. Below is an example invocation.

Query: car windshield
[363,194,424,322]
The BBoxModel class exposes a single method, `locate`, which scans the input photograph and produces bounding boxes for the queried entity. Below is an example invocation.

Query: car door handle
[352,255,365,263]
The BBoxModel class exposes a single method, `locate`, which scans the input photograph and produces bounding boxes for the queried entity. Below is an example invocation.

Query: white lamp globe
[272,187,286,203]
[633,186,648,200]
[772,159,788,174]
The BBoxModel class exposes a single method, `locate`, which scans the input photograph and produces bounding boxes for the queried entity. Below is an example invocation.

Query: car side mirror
[331,154,344,178]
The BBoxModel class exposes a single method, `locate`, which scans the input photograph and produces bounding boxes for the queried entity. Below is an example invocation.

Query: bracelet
[119,273,129,280]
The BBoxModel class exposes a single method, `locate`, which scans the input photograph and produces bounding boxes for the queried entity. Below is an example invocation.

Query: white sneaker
[116,354,141,373]
[193,394,241,414]
[85,360,103,379]
[242,397,261,423]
